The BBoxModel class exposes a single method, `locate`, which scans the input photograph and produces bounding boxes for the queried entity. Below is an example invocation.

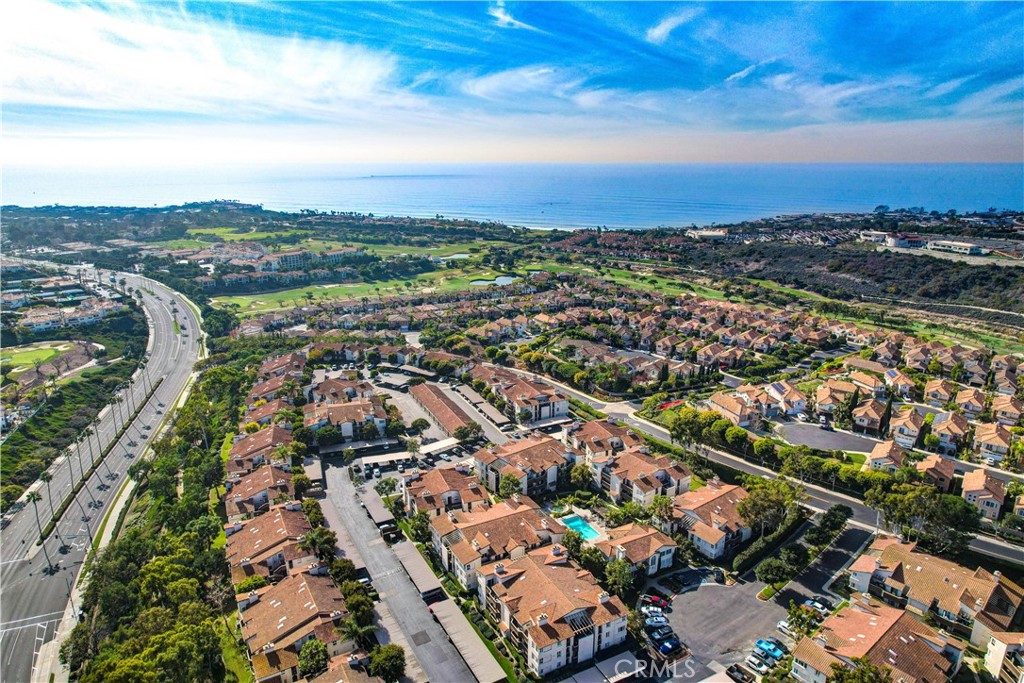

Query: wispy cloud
[645,8,701,45]
[487,1,538,31]
[2,0,410,120]
[924,76,972,99]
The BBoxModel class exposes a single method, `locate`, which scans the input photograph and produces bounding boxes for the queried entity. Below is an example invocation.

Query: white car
[776,620,795,638]
[640,605,663,617]
[745,655,771,675]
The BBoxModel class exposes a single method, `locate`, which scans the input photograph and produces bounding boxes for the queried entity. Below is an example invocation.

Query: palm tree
[26,492,53,570]
[299,527,337,563]
[338,617,376,648]
[38,472,67,548]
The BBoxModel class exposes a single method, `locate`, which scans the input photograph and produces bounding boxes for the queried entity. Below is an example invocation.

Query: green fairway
[1,341,73,369]
[211,265,517,315]
[187,226,308,241]
[148,238,208,249]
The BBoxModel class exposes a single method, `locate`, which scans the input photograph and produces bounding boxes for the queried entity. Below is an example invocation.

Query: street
[322,462,474,683]
[0,268,202,683]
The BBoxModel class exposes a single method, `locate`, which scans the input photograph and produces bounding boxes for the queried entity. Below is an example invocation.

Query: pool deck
[561,507,608,543]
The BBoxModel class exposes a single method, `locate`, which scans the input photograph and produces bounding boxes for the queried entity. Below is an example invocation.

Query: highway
[498,365,1024,567]
[0,267,202,683]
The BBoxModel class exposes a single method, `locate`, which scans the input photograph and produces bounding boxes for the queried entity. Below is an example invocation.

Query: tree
[330,558,357,585]
[827,658,893,683]
[787,600,818,640]
[370,644,406,683]
[299,527,338,562]
[293,474,311,499]
[578,546,607,579]
[754,558,792,587]
[561,529,583,560]
[236,575,269,593]
[405,438,420,458]
[738,477,804,536]
[26,492,51,570]
[780,543,808,569]
[570,463,592,490]
[374,477,398,498]
[339,616,376,648]
[410,418,430,433]
[498,473,521,499]
[302,498,326,528]
[408,511,431,543]
[298,638,329,679]
[649,494,673,522]
[604,558,635,598]
[346,592,376,627]
[753,438,778,464]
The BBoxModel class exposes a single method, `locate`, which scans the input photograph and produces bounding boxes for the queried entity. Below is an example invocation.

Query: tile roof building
[848,536,1024,646]
[594,523,676,576]
[225,503,315,586]
[667,481,751,560]
[473,435,577,498]
[225,464,295,521]
[402,465,488,518]
[430,495,565,590]
[588,447,691,507]
[476,545,629,677]
[962,469,1006,521]
[791,599,963,683]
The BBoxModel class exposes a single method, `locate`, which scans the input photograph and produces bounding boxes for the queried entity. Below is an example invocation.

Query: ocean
[3,163,1021,229]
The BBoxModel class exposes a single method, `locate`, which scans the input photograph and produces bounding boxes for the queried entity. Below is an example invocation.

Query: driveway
[368,380,448,444]
[775,422,878,452]
[654,526,871,672]
[323,462,473,683]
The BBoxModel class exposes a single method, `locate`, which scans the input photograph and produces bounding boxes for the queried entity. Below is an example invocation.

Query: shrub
[733,507,806,574]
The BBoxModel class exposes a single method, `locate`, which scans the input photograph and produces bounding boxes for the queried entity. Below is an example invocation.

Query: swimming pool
[562,514,600,541]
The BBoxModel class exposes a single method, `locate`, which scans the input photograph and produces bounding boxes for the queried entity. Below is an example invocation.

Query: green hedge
[733,506,807,574]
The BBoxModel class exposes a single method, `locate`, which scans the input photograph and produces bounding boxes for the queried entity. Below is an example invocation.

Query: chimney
[512,493,521,504]
[598,591,610,604]
[495,562,505,574]
[537,613,548,627]
[551,544,562,556]
[616,545,626,561]
[994,570,1002,583]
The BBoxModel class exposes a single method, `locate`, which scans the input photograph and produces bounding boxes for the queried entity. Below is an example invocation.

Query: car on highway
[142,424,151,430]
[755,639,785,661]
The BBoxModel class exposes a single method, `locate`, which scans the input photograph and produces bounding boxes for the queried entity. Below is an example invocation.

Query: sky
[3,1,1023,167]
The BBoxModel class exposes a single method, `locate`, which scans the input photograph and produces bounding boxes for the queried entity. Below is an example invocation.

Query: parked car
[640,605,663,617]
[804,599,829,617]
[644,616,669,628]
[777,620,795,638]
[766,637,789,654]
[745,655,771,675]
[640,594,669,609]
[372,468,382,478]
[796,413,808,422]
[649,627,675,644]
[755,639,785,661]
[645,622,672,635]
[658,638,683,656]
[397,463,405,473]
[726,664,756,683]
[815,596,834,610]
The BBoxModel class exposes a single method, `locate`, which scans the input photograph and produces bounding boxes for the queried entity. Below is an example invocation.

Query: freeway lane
[0,269,202,683]
[496,364,1024,566]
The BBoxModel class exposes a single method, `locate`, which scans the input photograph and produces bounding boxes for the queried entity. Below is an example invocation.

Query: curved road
[497,365,1024,566]
[0,268,202,683]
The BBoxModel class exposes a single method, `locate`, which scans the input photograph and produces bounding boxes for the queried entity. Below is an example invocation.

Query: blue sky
[3,1,1022,165]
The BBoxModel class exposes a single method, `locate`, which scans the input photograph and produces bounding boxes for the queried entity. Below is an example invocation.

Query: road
[322,462,474,683]
[496,364,1024,566]
[0,267,202,683]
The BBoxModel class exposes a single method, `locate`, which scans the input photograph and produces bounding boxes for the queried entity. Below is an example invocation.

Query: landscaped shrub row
[733,506,807,574]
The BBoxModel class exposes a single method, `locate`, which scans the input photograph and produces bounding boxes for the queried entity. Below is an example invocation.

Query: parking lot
[640,527,871,678]
[774,422,878,452]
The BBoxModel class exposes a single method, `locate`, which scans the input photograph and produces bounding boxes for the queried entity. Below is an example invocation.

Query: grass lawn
[745,278,827,301]
[215,616,253,683]
[845,452,866,466]
[303,237,511,258]
[147,238,208,249]
[187,226,308,241]
[1,341,73,368]
[212,265,514,315]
